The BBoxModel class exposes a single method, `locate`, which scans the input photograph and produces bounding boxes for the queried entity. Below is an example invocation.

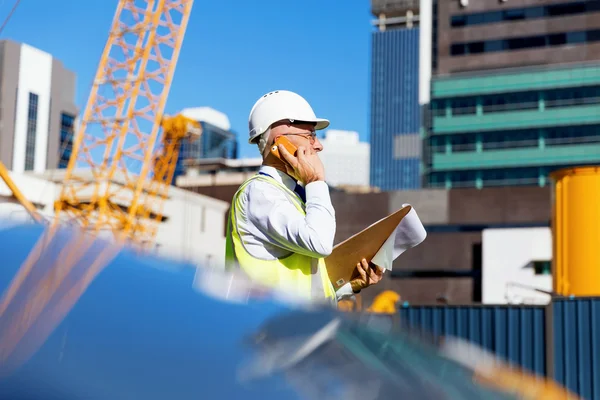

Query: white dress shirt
[235,165,354,301]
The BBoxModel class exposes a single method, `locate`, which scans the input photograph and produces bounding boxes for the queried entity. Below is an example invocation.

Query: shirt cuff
[335,282,355,302]
[304,181,332,203]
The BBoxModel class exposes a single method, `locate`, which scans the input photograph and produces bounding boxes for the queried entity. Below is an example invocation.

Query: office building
[319,130,370,188]
[369,0,423,191]
[0,40,78,172]
[174,107,237,180]
[424,0,600,189]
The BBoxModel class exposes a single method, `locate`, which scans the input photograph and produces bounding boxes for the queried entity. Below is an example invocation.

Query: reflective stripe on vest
[225,174,336,304]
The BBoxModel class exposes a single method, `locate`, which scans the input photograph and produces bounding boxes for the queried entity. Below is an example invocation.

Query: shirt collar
[259,165,297,191]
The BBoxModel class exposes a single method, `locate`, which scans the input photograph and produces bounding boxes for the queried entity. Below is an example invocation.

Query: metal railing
[431,95,600,117]
[429,134,600,153]
[427,176,543,189]
[433,60,600,80]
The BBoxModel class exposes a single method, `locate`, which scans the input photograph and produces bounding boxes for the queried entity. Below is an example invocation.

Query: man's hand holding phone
[278,144,325,184]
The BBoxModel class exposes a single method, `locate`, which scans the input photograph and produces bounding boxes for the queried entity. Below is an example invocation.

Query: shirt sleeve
[335,282,355,302]
[245,180,336,258]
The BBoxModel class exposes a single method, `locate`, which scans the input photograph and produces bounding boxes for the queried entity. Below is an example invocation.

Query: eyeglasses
[282,132,318,144]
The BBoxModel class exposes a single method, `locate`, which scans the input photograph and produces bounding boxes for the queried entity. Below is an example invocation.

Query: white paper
[370,204,427,271]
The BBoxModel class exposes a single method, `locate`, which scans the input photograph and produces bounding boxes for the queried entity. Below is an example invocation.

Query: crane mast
[53,0,195,246]
[0,0,198,373]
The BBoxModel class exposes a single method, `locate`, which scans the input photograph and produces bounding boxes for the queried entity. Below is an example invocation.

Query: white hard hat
[248,90,330,144]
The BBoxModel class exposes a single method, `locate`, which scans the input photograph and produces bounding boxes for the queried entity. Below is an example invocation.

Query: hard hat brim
[248,117,330,144]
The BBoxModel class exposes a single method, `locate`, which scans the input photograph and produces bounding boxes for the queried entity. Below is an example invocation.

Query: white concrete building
[0,170,230,270]
[0,40,77,173]
[154,185,229,268]
[482,227,553,305]
[0,172,57,226]
[319,130,370,188]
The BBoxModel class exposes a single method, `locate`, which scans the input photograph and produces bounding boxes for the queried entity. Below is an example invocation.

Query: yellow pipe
[551,166,600,296]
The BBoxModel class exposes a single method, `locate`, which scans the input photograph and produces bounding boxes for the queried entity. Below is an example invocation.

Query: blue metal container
[398,305,547,377]
[550,297,600,400]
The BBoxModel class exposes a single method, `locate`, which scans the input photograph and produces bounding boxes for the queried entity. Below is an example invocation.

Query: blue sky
[2,0,373,158]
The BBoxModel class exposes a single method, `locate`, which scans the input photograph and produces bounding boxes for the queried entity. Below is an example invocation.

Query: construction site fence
[392,297,600,400]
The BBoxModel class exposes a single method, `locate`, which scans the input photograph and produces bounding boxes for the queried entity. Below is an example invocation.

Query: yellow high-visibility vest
[225,174,336,304]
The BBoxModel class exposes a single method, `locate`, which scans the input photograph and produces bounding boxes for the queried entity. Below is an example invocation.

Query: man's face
[269,121,324,153]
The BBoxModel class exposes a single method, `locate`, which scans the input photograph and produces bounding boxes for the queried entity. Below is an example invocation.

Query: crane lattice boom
[54,0,194,246]
[0,0,197,373]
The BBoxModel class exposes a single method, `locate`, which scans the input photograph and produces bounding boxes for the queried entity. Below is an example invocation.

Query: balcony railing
[433,60,600,80]
[429,134,600,154]
[431,96,600,117]
[427,177,543,189]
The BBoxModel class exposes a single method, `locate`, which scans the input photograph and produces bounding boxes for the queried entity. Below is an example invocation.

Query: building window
[450,0,600,28]
[201,124,237,159]
[428,162,600,189]
[432,0,439,72]
[532,261,552,276]
[481,91,538,113]
[25,92,38,171]
[430,124,600,154]
[433,85,600,116]
[174,121,238,180]
[59,113,75,168]
[450,29,600,56]
[451,97,476,115]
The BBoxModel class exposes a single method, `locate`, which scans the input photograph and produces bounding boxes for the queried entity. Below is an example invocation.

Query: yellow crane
[0,0,199,246]
[0,0,198,371]
[53,0,197,248]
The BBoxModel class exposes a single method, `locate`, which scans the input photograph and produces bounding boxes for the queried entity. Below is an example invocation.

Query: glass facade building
[174,121,237,179]
[370,27,421,191]
[424,63,600,188]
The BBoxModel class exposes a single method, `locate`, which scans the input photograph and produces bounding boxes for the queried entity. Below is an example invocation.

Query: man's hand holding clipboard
[325,205,427,290]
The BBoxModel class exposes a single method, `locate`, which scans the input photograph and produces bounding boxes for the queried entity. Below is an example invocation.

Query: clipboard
[324,205,412,288]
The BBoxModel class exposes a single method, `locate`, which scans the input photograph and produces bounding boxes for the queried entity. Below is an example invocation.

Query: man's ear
[264,133,283,153]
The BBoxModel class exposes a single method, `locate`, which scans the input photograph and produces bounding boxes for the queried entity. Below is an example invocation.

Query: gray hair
[257,127,272,156]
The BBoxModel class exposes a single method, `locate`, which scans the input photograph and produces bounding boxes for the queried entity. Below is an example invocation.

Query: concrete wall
[0,172,229,268]
[155,186,229,269]
[0,40,21,170]
[482,227,552,305]
[48,58,77,169]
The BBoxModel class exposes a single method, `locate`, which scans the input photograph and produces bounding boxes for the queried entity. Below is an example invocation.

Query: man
[225,90,383,306]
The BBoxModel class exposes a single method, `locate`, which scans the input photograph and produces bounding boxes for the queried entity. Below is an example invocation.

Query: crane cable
[0,0,21,37]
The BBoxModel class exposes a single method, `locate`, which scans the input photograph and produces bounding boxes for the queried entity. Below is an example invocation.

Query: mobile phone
[270,135,298,162]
